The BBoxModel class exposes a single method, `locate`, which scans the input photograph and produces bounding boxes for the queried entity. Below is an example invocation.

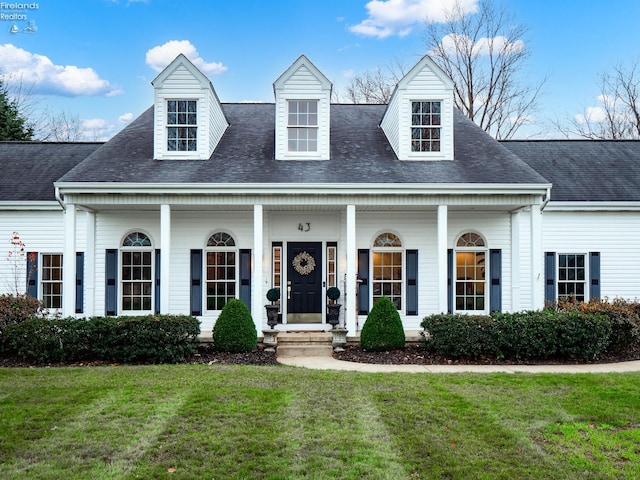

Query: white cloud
[438,33,524,56]
[118,112,133,123]
[574,106,607,124]
[0,43,120,97]
[81,118,116,141]
[350,0,478,38]
[145,40,227,74]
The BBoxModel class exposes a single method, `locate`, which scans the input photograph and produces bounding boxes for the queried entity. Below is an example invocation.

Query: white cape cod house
[2,53,639,337]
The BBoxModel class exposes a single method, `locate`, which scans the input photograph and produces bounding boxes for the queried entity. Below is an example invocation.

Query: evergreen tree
[0,78,33,141]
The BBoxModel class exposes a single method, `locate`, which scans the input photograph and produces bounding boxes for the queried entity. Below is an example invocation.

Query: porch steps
[276,332,333,357]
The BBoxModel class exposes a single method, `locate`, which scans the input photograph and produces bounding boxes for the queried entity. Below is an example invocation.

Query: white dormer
[151,54,228,160]
[381,55,455,161]
[273,55,332,161]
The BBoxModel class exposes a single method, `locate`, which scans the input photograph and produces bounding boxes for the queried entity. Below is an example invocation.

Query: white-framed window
[121,232,153,312]
[455,232,487,313]
[326,244,337,288]
[41,253,63,309]
[411,101,441,152]
[557,253,586,302]
[167,100,197,151]
[206,232,236,311]
[372,232,403,310]
[288,100,318,152]
[272,243,282,292]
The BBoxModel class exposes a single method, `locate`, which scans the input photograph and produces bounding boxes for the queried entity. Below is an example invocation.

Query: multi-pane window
[167,100,197,151]
[206,232,236,311]
[455,232,486,312]
[326,244,337,288]
[372,233,403,310]
[558,254,586,302]
[411,101,441,152]
[288,100,318,152]
[272,244,282,293]
[121,232,153,311]
[41,254,63,309]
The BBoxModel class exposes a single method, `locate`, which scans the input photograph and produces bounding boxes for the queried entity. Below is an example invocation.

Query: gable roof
[56,104,547,187]
[0,142,102,202]
[501,140,640,202]
[273,54,332,93]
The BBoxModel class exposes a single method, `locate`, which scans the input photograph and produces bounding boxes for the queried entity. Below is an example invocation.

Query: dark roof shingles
[58,104,548,186]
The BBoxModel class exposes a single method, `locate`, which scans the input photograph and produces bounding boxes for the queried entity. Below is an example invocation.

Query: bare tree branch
[425,0,544,139]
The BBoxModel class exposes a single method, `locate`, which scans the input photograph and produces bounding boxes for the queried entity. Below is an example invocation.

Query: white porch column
[530,203,544,310]
[85,211,96,317]
[437,205,448,313]
[160,204,171,314]
[252,205,264,333]
[63,204,76,317]
[345,204,357,333]
[510,210,521,312]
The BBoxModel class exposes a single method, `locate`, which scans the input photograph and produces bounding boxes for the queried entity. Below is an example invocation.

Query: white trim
[63,204,76,317]
[346,205,357,333]
[0,201,62,211]
[544,201,640,211]
[253,205,264,333]
[530,203,543,309]
[437,205,448,313]
[160,204,171,314]
[55,182,551,196]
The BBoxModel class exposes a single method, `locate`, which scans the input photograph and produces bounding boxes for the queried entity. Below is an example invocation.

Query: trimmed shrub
[421,310,612,361]
[101,315,201,363]
[360,296,405,351]
[421,314,495,359]
[213,299,257,353]
[2,315,200,364]
[558,299,640,355]
[0,294,44,337]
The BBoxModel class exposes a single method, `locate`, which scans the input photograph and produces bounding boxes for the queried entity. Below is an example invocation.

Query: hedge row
[0,294,44,336]
[1,315,200,364]
[421,310,612,361]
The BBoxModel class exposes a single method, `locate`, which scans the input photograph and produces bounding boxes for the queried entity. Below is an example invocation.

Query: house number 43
[298,222,311,232]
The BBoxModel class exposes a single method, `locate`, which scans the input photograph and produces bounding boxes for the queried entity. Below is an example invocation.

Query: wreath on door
[292,251,316,275]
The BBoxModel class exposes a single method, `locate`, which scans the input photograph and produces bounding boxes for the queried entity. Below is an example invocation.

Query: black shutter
[489,249,502,313]
[406,250,418,316]
[27,252,38,299]
[105,249,118,316]
[544,252,556,304]
[190,249,203,316]
[155,249,161,314]
[239,249,251,309]
[75,252,84,314]
[589,252,601,300]
[447,249,453,313]
[357,249,369,315]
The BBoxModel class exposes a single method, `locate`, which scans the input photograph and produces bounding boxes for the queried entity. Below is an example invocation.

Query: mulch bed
[1,343,639,368]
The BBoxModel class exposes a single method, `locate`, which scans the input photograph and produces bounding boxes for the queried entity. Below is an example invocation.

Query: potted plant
[326,286,342,328]
[265,288,280,329]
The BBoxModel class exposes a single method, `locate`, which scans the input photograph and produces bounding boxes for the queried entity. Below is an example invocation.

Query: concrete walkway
[277,355,640,374]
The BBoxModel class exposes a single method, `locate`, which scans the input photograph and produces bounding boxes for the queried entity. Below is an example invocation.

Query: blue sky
[2,0,640,140]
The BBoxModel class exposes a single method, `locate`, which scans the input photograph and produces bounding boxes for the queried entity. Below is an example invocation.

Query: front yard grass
[0,365,638,479]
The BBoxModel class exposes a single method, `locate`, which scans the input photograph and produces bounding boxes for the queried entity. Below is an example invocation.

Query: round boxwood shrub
[212,299,257,353]
[360,296,405,351]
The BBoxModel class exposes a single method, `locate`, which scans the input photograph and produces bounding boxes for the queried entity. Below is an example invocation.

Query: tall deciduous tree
[0,78,34,141]
[564,62,640,139]
[425,0,544,139]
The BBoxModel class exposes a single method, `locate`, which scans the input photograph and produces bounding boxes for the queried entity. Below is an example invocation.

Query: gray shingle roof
[0,142,102,201]
[58,104,548,186]
[501,140,640,202]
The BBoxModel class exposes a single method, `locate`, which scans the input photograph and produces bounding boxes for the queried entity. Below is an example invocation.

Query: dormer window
[288,100,318,152]
[411,101,441,152]
[167,100,197,151]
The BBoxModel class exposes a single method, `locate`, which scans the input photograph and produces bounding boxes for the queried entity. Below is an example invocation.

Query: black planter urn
[326,303,342,328]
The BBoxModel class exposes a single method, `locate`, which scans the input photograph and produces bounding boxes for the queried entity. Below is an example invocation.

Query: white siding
[542,210,640,300]
[381,59,455,161]
[153,60,228,160]
[274,60,331,161]
[0,209,86,297]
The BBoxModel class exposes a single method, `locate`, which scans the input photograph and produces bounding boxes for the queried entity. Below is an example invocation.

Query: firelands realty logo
[1,2,39,34]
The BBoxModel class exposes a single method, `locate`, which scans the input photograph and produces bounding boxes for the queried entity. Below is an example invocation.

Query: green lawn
[0,365,638,480]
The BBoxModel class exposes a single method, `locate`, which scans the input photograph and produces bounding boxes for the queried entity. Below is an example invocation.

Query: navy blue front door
[287,242,322,323]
